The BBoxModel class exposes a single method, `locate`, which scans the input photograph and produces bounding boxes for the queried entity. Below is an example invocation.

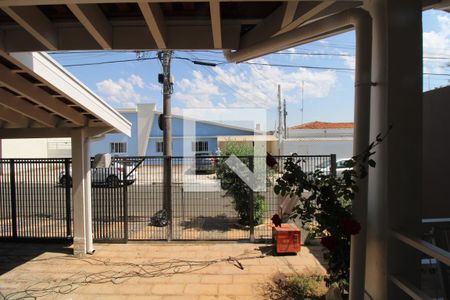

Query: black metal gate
[0,158,72,242]
[0,155,335,243]
[93,155,334,242]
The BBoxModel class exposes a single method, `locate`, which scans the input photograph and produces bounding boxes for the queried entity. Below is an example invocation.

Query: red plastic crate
[273,223,301,254]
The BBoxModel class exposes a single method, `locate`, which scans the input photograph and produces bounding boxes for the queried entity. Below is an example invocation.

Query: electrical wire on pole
[158,50,174,241]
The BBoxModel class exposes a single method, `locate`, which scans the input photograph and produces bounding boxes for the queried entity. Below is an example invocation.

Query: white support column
[365,0,423,298]
[72,128,94,256]
[349,10,371,300]
[83,134,94,254]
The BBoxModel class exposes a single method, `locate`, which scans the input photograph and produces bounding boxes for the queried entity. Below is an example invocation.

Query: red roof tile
[289,121,354,130]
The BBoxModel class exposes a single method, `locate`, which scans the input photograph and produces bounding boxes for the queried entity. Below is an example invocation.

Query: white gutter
[225,8,372,300]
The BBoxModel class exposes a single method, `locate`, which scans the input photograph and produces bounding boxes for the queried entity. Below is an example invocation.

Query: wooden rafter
[67,3,113,49]
[240,0,336,48]
[1,6,57,50]
[0,89,58,127]
[277,0,336,35]
[281,1,300,28]
[0,63,86,126]
[0,105,31,128]
[210,0,222,48]
[138,2,167,49]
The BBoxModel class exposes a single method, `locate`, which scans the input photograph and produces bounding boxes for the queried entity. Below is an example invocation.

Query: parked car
[317,158,352,177]
[59,162,137,188]
[194,152,216,174]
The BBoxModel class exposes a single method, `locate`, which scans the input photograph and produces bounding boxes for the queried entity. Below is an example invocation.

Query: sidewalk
[0,242,326,299]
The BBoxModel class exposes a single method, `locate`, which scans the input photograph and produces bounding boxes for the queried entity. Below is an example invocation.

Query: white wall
[281,138,353,158]
[1,138,71,158]
[47,138,71,158]
[288,128,353,138]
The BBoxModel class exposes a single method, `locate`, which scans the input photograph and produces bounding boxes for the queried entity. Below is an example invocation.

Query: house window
[192,141,208,152]
[110,142,127,154]
[156,141,164,153]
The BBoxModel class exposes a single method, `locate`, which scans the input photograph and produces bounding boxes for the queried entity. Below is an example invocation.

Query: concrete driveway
[0,242,326,299]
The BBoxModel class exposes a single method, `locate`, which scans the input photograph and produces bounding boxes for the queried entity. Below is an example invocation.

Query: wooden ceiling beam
[1,6,58,50]
[0,105,31,128]
[210,0,222,49]
[240,0,336,48]
[281,1,300,28]
[138,2,167,49]
[277,0,336,35]
[0,63,86,126]
[67,3,113,49]
[0,89,58,127]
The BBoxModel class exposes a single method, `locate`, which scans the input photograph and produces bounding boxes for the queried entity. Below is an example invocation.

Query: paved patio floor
[0,242,326,300]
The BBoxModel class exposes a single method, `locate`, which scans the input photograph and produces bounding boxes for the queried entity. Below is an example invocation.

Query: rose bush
[274,130,389,292]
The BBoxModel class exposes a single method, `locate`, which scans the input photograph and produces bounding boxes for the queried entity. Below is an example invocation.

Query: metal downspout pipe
[224,9,372,300]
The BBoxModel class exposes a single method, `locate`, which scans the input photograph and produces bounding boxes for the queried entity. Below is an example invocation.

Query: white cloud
[339,52,355,70]
[423,14,450,74]
[286,48,297,54]
[128,74,145,88]
[96,74,147,107]
[148,83,161,91]
[172,59,337,110]
[173,70,221,108]
[212,58,337,108]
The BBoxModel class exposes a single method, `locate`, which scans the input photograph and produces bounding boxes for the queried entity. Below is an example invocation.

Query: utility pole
[158,50,173,241]
[283,98,287,139]
[277,84,282,155]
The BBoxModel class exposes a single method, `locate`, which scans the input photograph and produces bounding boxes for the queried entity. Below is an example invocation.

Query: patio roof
[0,51,131,138]
[0,1,362,51]
[0,1,445,53]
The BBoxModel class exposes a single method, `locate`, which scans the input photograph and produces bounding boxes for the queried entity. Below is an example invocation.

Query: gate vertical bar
[249,156,255,242]
[64,158,72,237]
[9,159,17,238]
[330,154,337,177]
[122,161,128,242]
[166,156,173,241]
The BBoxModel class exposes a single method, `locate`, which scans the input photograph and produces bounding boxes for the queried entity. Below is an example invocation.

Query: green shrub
[215,142,268,226]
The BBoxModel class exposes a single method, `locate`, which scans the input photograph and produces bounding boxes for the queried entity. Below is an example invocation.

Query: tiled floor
[0,242,326,299]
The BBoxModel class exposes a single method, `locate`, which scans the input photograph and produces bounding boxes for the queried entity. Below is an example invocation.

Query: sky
[50,10,450,130]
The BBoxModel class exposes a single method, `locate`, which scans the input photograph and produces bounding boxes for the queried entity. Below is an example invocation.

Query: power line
[241,61,353,72]
[50,46,450,61]
[62,57,158,67]
[60,55,450,77]
[272,52,450,60]
[181,50,450,60]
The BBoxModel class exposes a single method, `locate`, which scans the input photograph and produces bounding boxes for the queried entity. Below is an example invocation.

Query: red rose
[341,219,361,235]
[321,236,338,251]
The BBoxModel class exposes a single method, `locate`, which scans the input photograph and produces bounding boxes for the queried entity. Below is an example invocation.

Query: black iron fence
[0,158,71,241]
[0,155,335,242]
